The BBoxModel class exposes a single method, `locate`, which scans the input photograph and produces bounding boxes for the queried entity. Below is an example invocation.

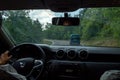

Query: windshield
[2,7,120,47]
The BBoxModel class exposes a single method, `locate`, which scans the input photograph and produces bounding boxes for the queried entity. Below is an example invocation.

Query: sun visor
[44,0,81,12]
[45,0,120,12]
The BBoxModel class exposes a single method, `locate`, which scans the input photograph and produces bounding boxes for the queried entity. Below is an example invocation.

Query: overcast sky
[29,10,55,24]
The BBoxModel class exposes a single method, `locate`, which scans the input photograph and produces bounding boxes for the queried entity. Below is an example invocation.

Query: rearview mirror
[52,17,80,26]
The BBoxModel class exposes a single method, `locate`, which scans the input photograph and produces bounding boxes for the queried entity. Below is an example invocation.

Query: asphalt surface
[45,39,70,46]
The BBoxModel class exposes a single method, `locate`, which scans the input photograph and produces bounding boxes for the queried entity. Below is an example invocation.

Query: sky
[29,10,55,24]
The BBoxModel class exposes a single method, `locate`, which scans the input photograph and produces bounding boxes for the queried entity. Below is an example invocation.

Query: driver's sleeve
[0,64,26,80]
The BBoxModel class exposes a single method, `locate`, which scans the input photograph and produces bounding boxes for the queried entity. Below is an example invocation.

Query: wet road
[45,39,70,46]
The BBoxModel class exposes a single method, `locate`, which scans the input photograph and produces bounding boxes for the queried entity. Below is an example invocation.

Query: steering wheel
[9,43,46,80]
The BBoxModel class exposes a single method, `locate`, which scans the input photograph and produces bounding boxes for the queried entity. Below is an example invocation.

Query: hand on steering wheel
[0,51,12,65]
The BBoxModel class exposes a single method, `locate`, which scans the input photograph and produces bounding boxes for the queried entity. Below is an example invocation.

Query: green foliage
[44,24,80,40]
[44,7,120,46]
[2,8,120,47]
[3,10,43,44]
[81,8,120,42]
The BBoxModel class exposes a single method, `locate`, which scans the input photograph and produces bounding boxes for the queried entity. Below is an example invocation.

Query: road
[44,39,70,46]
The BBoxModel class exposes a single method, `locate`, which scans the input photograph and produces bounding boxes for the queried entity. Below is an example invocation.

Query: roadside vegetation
[2,7,120,47]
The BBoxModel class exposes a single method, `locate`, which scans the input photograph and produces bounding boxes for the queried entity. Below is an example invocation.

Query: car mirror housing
[52,17,80,26]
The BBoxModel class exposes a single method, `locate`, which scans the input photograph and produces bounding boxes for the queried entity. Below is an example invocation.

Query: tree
[3,10,43,44]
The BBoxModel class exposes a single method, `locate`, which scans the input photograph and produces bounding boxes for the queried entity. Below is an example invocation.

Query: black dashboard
[10,44,120,80]
[35,44,120,80]
[40,45,120,62]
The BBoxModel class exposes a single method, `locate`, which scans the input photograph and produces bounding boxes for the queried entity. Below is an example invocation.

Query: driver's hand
[0,51,12,65]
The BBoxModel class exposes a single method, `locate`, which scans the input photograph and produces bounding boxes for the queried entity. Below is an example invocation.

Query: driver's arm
[0,51,27,80]
[0,51,12,65]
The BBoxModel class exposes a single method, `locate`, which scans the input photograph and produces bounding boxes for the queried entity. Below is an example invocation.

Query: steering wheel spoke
[26,60,44,80]
[34,60,43,70]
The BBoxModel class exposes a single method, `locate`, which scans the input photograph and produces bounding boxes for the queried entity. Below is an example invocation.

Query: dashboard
[40,45,120,62]
[11,44,120,80]
[35,44,120,80]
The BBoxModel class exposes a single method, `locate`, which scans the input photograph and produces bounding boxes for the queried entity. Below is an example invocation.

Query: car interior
[0,0,120,80]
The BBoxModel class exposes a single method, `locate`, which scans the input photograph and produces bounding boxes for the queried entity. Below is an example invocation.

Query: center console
[47,60,86,80]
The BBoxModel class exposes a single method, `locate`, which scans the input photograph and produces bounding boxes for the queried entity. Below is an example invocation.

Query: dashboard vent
[56,50,65,59]
[67,50,76,59]
[79,50,88,59]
